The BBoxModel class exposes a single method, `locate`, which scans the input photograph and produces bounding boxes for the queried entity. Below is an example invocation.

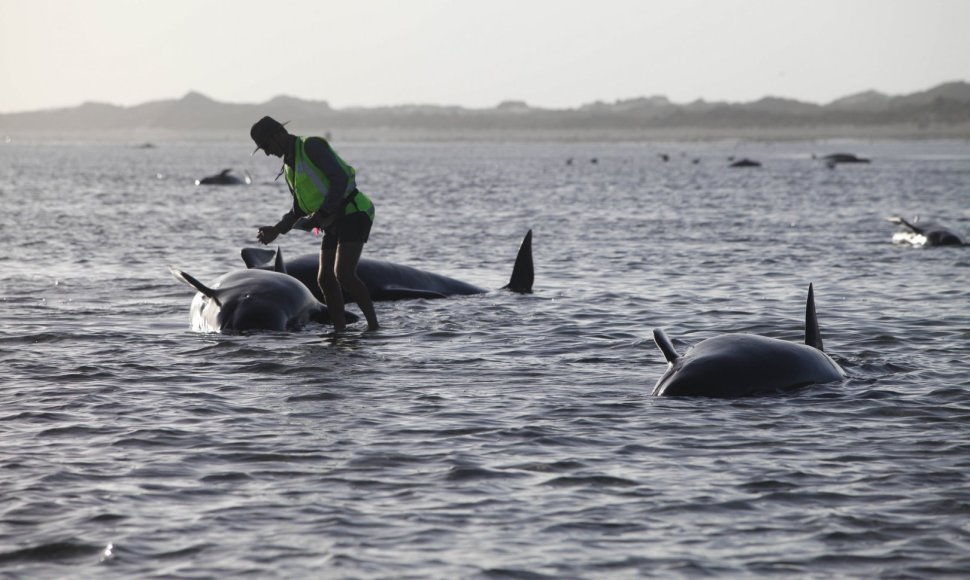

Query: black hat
[250,116,287,151]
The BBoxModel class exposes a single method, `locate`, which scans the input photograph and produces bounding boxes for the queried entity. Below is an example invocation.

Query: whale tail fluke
[653,328,680,363]
[887,215,920,233]
[503,229,534,294]
[242,247,278,270]
[169,266,222,307]
[241,246,287,273]
[805,283,823,352]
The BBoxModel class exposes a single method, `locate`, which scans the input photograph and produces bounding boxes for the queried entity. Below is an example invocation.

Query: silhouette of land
[2,82,969,140]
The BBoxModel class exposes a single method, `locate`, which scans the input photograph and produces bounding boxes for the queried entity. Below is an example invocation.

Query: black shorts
[321,211,373,250]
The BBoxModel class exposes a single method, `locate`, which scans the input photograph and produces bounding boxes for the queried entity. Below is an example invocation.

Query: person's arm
[303,137,350,220]
[275,198,303,234]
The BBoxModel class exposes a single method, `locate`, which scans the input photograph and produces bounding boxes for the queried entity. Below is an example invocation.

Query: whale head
[170,265,355,333]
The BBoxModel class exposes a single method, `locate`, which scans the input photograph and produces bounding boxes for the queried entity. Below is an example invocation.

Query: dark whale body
[887,216,965,247]
[729,158,761,168]
[241,230,534,303]
[169,260,356,333]
[821,153,871,166]
[195,169,251,186]
[651,285,845,397]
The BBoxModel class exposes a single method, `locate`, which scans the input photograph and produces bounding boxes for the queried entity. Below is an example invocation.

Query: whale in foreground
[887,216,965,247]
[195,168,252,186]
[651,284,846,397]
[241,230,534,302]
[169,255,357,333]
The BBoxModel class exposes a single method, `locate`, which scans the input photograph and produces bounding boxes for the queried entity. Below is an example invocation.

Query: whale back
[651,334,844,397]
[650,284,845,397]
[240,229,534,301]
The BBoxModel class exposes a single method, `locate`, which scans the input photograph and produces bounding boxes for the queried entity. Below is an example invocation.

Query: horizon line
[3,79,968,116]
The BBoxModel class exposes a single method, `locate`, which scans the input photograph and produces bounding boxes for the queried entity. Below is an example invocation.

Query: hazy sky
[2,0,968,113]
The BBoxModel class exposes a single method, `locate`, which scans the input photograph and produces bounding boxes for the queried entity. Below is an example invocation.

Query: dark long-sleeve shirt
[275,136,352,233]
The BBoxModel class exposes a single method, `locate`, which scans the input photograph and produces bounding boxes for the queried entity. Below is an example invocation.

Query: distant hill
[828,90,892,111]
[3,82,969,140]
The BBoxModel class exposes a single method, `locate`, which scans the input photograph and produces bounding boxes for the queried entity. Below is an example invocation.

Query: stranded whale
[729,158,761,168]
[241,230,534,302]
[650,284,846,397]
[169,255,357,333]
[817,153,871,167]
[195,169,252,186]
[887,216,965,247]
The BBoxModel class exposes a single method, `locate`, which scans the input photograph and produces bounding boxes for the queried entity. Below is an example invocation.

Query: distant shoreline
[3,81,969,142]
[4,124,970,143]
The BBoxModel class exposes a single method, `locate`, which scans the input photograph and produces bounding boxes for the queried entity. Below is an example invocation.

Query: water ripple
[2,140,969,578]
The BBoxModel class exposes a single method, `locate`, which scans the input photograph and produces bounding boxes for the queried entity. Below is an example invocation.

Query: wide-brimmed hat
[250,116,287,153]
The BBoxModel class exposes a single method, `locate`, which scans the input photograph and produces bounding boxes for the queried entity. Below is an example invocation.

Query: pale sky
[1,0,968,114]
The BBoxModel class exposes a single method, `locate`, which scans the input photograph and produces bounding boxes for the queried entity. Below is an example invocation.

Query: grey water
[1,138,969,579]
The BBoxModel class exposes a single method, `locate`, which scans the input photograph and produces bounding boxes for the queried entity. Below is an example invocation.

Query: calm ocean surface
[1,138,969,578]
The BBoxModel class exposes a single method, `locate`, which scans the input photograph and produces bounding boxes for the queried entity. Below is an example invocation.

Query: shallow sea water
[1,138,969,578]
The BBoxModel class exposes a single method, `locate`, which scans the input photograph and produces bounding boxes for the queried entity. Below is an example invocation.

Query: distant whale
[241,230,534,302]
[650,284,846,397]
[729,158,761,168]
[887,216,965,247]
[169,256,357,333]
[818,152,871,167]
[195,169,252,186]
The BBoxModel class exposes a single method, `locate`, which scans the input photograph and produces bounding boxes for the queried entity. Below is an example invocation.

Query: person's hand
[257,225,279,245]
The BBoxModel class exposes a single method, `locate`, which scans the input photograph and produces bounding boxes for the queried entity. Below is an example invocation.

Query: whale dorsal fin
[220,168,232,176]
[273,247,287,274]
[805,283,824,352]
[169,266,221,307]
[653,328,680,363]
[241,247,277,269]
[503,229,534,294]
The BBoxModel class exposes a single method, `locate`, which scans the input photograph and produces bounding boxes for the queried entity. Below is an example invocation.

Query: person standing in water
[250,116,379,331]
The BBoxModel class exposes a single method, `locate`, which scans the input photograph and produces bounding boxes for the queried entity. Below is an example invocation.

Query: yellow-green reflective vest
[284,137,374,220]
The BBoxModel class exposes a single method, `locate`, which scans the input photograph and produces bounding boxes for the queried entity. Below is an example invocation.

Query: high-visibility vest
[284,137,373,220]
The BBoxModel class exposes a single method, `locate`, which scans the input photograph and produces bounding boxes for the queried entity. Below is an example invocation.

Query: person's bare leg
[318,247,346,331]
[335,242,379,331]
